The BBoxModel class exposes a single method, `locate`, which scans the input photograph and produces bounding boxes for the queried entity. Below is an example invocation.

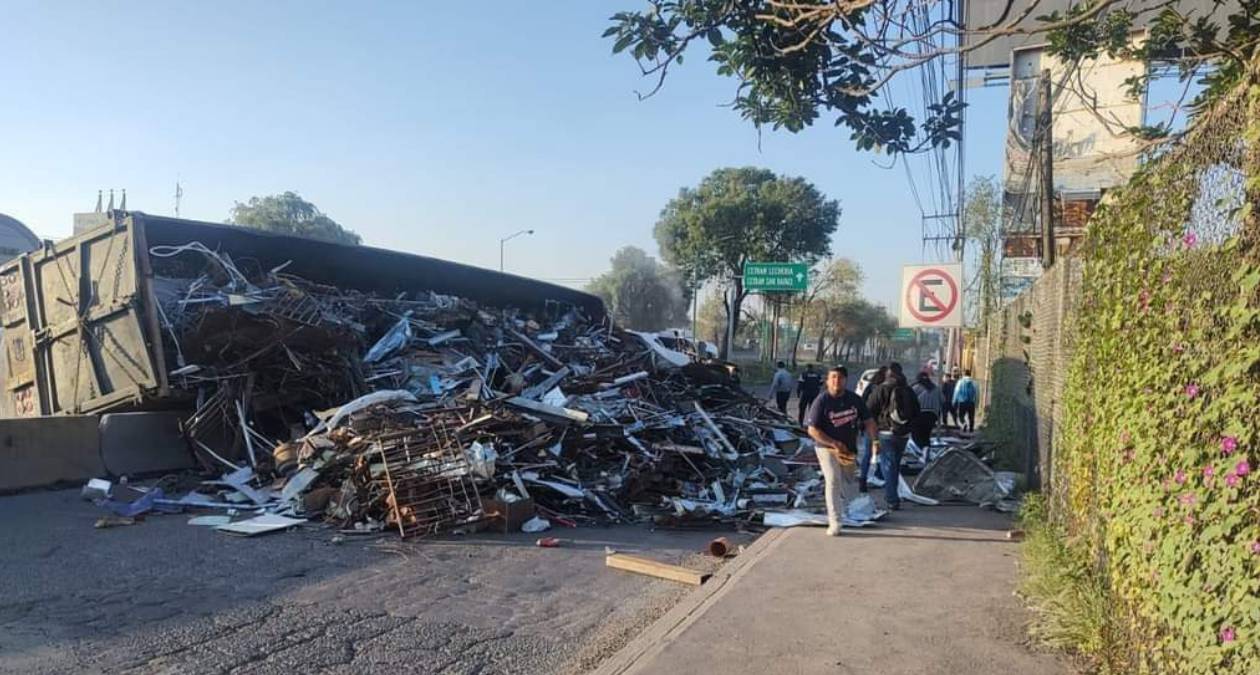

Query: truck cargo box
[0,211,603,418]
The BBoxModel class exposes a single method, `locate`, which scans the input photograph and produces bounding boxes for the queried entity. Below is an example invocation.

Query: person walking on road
[940,372,957,429]
[805,366,878,536]
[767,361,794,415]
[910,370,943,452]
[857,365,887,493]
[867,362,919,510]
[953,369,979,432]
[796,364,823,426]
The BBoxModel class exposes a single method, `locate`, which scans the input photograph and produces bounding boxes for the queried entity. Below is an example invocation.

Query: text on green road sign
[743,262,807,292]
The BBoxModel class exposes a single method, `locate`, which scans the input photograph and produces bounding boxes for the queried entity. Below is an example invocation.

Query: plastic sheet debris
[94,516,137,529]
[188,515,232,526]
[81,478,113,501]
[763,510,829,527]
[214,514,307,536]
[846,494,877,522]
[521,516,551,533]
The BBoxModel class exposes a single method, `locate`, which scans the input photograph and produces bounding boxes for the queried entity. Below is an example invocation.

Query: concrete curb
[591,527,794,675]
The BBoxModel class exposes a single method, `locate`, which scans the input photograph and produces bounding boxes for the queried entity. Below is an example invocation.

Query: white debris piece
[521,516,551,533]
[214,514,308,537]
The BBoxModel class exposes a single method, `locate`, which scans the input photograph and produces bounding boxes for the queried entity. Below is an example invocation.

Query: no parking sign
[899,264,963,328]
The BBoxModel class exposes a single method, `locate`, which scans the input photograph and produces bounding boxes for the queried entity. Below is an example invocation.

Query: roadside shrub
[1017,494,1107,664]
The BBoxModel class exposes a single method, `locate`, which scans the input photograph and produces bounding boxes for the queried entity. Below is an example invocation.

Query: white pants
[814,445,858,527]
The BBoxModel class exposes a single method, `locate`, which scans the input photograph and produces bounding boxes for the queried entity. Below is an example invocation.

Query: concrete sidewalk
[597,505,1068,675]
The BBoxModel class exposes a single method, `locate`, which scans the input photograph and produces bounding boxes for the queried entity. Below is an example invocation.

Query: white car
[854,368,882,397]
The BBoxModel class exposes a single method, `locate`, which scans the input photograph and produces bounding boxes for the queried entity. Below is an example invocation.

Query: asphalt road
[0,489,749,674]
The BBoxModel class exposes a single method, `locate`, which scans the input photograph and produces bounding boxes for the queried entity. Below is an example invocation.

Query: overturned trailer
[0,211,604,419]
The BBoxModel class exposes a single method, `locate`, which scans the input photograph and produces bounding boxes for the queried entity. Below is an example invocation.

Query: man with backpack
[867,362,919,510]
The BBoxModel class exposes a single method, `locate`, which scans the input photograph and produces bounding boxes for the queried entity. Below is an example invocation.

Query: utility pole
[944,1,968,375]
[769,295,780,363]
[1039,69,1056,269]
[691,279,698,346]
[724,284,736,360]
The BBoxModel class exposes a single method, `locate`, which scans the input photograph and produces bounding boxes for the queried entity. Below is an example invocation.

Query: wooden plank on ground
[606,553,709,586]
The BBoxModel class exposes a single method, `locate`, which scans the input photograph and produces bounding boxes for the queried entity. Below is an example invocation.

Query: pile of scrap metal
[137,241,812,538]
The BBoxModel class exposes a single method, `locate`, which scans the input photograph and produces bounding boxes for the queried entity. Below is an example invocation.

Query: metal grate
[374,419,484,539]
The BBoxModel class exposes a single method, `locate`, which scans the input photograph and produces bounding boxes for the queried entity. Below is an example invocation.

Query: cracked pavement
[0,489,748,674]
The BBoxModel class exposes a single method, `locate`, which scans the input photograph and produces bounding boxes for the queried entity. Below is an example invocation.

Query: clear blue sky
[1,1,1014,309]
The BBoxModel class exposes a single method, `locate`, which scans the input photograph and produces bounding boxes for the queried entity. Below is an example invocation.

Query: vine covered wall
[978,61,1260,672]
[1055,65,1260,673]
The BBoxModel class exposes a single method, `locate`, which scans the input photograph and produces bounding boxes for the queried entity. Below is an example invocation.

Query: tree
[606,1,1257,150]
[963,176,1003,329]
[586,246,691,331]
[697,292,760,350]
[654,167,840,358]
[229,192,361,245]
[788,257,862,366]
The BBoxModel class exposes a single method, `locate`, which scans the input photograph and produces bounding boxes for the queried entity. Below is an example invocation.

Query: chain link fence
[974,257,1082,489]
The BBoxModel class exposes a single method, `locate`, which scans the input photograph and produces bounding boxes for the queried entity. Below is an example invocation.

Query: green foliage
[586,246,691,331]
[1017,494,1109,663]
[604,2,964,154]
[655,166,839,357]
[1043,65,1260,674]
[655,167,838,283]
[229,192,361,245]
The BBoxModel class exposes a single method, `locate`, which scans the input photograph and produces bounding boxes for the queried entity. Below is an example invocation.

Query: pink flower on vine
[1220,626,1236,643]
[1179,492,1197,506]
[1183,231,1198,248]
[1172,342,1185,354]
[1185,383,1200,399]
[1221,436,1238,455]
[1203,464,1216,479]
[1236,460,1250,477]
[1174,469,1187,485]
[1226,473,1240,488]
[1153,507,1165,518]
[1249,540,1260,555]
[1184,514,1196,526]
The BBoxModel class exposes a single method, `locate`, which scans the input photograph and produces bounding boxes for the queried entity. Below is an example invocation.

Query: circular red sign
[904,268,959,323]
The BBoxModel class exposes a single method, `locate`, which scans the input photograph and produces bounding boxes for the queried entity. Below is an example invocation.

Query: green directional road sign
[743,261,808,292]
[892,327,916,341]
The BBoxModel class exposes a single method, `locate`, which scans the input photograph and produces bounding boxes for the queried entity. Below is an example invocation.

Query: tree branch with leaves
[606,0,1260,152]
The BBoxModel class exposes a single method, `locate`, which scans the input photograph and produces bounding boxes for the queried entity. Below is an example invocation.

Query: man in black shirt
[796,364,823,426]
[805,366,879,536]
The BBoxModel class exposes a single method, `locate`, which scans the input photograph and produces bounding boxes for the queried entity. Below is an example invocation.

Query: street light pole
[499,229,535,272]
